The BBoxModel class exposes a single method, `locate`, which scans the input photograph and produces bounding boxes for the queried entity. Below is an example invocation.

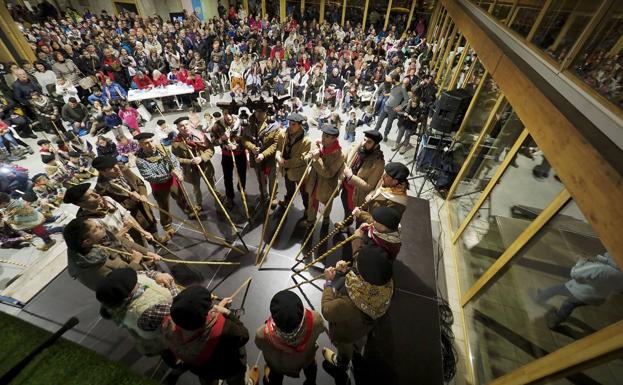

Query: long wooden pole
[292,177,343,262]
[229,277,252,299]
[230,148,250,220]
[257,162,313,268]
[182,140,247,249]
[257,136,287,262]
[295,234,356,273]
[152,238,240,266]
[286,273,324,290]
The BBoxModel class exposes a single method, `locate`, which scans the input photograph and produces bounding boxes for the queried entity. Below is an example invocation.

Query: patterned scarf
[319,139,342,156]
[345,270,393,320]
[264,309,314,353]
[364,224,402,260]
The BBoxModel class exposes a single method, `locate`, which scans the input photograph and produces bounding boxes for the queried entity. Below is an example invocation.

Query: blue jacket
[103,113,122,128]
[102,82,127,101]
[88,93,109,105]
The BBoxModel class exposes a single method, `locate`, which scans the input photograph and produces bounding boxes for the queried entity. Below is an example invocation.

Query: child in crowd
[66,151,95,182]
[117,102,141,135]
[156,119,178,146]
[115,135,138,165]
[344,110,358,142]
[31,173,64,209]
[103,105,124,136]
[96,136,119,158]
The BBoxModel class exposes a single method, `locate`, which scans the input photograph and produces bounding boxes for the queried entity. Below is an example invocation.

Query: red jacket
[175,69,189,83]
[270,46,284,60]
[152,75,169,87]
[133,75,153,89]
[186,77,205,92]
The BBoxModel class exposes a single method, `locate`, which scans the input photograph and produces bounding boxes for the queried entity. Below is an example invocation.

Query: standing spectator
[33,61,57,95]
[374,76,410,141]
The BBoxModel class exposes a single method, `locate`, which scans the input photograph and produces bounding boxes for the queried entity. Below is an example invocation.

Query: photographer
[393,96,426,154]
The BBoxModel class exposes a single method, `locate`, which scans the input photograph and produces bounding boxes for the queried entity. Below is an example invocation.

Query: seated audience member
[88,87,109,105]
[132,71,153,90]
[156,119,177,146]
[61,97,89,136]
[102,77,127,105]
[30,91,62,134]
[96,135,119,158]
[55,76,80,103]
[117,102,141,135]
[103,105,125,136]
[115,135,139,165]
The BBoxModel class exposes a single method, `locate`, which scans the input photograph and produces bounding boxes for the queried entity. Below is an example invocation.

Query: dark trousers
[537,284,588,323]
[374,104,398,137]
[151,179,190,229]
[264,362,317,385]
[221,152,248,200]
[284,175,309,211]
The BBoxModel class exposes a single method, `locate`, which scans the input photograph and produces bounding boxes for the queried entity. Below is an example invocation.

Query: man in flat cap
[241,99,283,206]
[275,113,311,214]
[321,245,394,379]
[254,290,326,384]
[353,161,409,226]
[351,206,402,259]
[171,116,220,211]
[134,132,192,232]
[62,217,160,291]
[210,107,247,209]
[96,267,177,356]
[303,124,345,227]
[64,182,155,245]
[92,156,168,245]
[162,285,259,385]
[341,130,385,227]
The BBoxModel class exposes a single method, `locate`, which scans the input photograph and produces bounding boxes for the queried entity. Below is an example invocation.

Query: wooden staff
[160,145,215,245]
[256,135,287,265]
[293,171,344,262]
[110,182,242,253]
[182,140,247,250]
[229,277,252,299]
[151,238,240,266]
[257,161,312,268]
[230,147,250,220]
[286,273,324,290]
[51,121,68,147]
[294,234,357,273]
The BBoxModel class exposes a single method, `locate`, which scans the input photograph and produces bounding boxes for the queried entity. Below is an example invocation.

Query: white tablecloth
[127,83,195,102]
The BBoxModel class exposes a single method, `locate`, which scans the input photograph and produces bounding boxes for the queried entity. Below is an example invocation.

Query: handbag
[79,75,96,90]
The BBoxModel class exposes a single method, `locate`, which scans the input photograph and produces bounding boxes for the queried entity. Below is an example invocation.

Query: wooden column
[243,0,249,14]
[0,2,35,62]
[548,12,577,52]
[280,0,286,22]
[261,0,266,18]
[341,0,347,26]
[362,0,370,31]
[526,0,554,42]
[384,0,393,30]
[319,0,325,23]
[301,0,305,15]
[406,0,417,32]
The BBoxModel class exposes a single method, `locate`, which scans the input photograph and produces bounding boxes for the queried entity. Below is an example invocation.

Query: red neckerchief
[364,224,402,260]
[163,312,226,367]
[264,309,314,353]
[318,140,342,156]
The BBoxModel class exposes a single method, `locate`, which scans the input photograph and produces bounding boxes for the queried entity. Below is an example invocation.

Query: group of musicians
[54,98,412,385]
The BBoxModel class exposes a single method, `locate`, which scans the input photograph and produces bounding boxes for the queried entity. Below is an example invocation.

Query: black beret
[173,116,189,125]
[212,111,222,119]
[31,173,48,183]
[270,290,304,333]
[68,150,81,157]
[95,268,138,308]
[133,132,154,141]
[91,156,117,171]
[65,131,77,141]
[384,162,409,182]
[319,124,339,136]
[36,139,51,146]
[171,285,213,331]
[63,183,90,204]
[56,139,65,146]
[356,245,393,285]
[364,130,382,143]
[371,206,401,231]
[287,112,305,123]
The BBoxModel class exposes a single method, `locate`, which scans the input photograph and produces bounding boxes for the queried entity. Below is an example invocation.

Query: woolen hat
[36,139,51,146]
[63,183,90,204]
[68,150,81,158]
[133,132,154,141]
[270,290,304,333]
[356,245,393,285]
[363,130,382,143]
[95,268,137,308]
[91,156,117,171]
[31,173,48,183]
[384,162,409,182]
[319,124,339,136]
[170,285,213,331]
[371,206,401,231]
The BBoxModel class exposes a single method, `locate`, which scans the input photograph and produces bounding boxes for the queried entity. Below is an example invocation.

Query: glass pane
[530,0,603,63]
[452,73,502,168]
[367,0,390,31]
[571,2,623,111]
[455,135,565,290]
[461,57,485,91]
[463,199,619,384]
[534,352,623,385]
[492,3,513,24]
[509,4,545,38]
[449,106,527,230]
[477,1,493,13]
[439,35,464,91]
